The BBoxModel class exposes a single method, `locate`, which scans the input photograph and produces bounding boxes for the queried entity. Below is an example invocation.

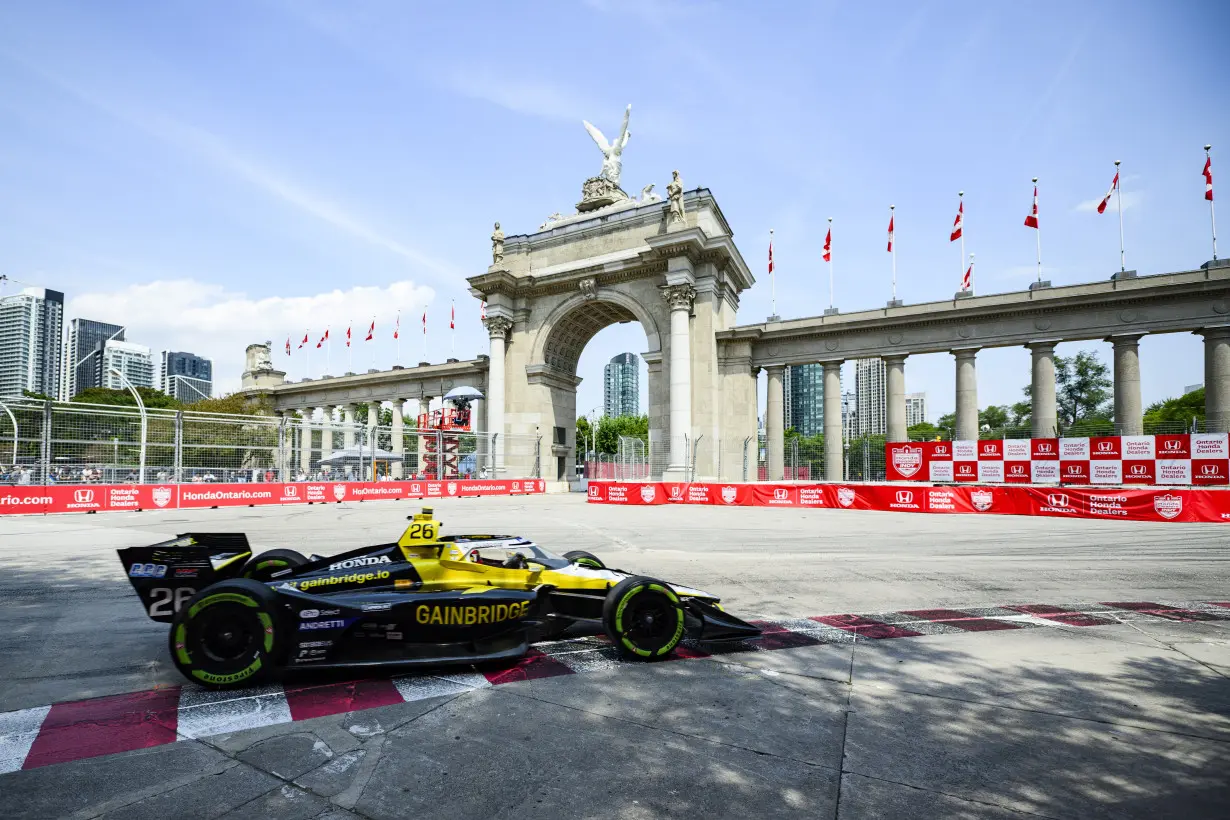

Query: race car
[118,508,761,688]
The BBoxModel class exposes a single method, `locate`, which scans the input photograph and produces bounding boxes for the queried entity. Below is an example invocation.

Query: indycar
[119,508,761,688]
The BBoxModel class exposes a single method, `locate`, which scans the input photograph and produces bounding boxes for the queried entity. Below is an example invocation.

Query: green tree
[978,405,1010,433]
[1010,394,1032,428]
[907,421,943,440]
[1143,386,1204,429]
[184,392,272,416]
[1055,351,1112,427]
[936,412,955,433]
[575,416,593,460]
[594,414,649,454]
[72,386,180,410]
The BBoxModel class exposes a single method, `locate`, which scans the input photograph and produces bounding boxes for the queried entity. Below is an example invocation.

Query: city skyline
[2,2,1225,416]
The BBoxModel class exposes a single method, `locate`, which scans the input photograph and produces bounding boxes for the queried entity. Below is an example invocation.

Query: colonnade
[281,398,429,480]
[760,327,1230,481]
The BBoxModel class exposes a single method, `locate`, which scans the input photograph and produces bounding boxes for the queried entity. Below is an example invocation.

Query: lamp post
[0,400,18,467]
[110,368,147,483]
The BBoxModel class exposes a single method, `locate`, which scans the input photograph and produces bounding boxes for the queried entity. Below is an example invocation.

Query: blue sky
[1,0,1226,420]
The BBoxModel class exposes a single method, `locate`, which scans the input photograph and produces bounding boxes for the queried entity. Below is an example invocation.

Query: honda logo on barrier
[933,445,948,456]
[958,464,973,474]
[1130,465,1147,475]
[1202,464,1221,476]
[1097,441,1115,452]
[1036,442,1053,453]
[1163,439,1183,451]
[895,490,913,504]
[74,489,93,503]
[1048,494,1069,508]
[1010,465,1025,475]
[588,485,599,497]
[284,485,297,498]
[1066,465,1082,474]
[773,488,789,500]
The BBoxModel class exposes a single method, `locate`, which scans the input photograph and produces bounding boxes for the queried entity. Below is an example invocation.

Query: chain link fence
[0,399,541,485]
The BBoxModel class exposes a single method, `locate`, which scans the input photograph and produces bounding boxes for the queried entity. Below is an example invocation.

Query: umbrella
[444,385,484,401]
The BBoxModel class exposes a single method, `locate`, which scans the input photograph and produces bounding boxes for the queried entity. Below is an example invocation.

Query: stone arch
[531,288,663,378]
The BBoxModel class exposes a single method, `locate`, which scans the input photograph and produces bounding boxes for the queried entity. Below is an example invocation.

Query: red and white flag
[767,240,774,274]
[316,328,328,348]
[345,325,351,347]
[393,313,399,340]
[822,228,831,262]
[364,319,374,342]
[450,300,455,330]
[422,309,427,335]
[298,331,308,349]
[962,259,973,291]
[1205,155,1215,201]
[480,301,487,320]
[1097,172,1119,214]
[950,201,963,241]
[886,215,894,252]
[1024,186,1039,229]
[285,337,291,356]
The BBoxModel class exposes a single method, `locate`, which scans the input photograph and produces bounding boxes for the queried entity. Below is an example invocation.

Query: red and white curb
[2,600,1227,774]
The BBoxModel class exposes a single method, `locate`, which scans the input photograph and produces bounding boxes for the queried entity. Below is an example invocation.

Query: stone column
[1200,327,1230,433]
[884,355,908,442]
[406,398,424,477]
[391,400,405,479]
[318,407,333,469]
[664,284,696,477]
[1108,334,1144,436]
[953,348,979,440]
[341,404,357,479]
[1029,342,1058,438]
[298,411,311,476]
[823,361,844,481]
[765,365,785,481]
[484,317,512,476]
[367,401,381,480]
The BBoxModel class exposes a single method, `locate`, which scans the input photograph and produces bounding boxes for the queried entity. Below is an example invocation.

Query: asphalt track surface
[1,494,1228,818]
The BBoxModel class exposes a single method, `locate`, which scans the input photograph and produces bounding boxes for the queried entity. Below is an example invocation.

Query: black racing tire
[564,550,605,569]
[602,576,685,660]
[241,549,307,581]
[169,579,283,689]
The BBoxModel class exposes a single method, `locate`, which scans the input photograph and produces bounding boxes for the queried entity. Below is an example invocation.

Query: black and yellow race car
[118,508,761,688]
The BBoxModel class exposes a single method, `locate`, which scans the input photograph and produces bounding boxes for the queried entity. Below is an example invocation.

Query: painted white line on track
[176,684,293,740]
[391,675,478,703]
[0,705,50,774]
[431,671,493,690]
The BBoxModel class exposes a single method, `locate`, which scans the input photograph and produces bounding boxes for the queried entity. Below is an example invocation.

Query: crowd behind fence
[0,400,541,485]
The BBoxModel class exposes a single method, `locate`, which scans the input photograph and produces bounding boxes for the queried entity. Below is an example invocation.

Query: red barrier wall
[586,480,1230,524]
[0,479,546,516]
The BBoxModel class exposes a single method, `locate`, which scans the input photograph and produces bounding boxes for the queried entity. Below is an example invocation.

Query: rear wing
[117,533,253,623]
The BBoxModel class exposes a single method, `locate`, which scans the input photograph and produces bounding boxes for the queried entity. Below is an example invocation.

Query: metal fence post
[742,435,751,482]
[41,400,52,484]
[690,434,702,482]
[173,410,184,484]
[533,435,541,478]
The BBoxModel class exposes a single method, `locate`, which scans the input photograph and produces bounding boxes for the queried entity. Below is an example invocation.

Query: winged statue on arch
[583,104,631,186]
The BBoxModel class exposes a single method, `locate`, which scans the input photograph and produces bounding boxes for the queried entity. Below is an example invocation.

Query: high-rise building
[855,359,887,436]
[783,364,825,436]
[603,353,639,417]
[905,392,928,428]
[63,319,125,399]
[0,287,64,399]
[162,351,213,402]
[100,341,154,390]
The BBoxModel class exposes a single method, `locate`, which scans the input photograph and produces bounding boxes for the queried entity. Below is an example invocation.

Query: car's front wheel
[602,576,685,660]
[169,579,283,688]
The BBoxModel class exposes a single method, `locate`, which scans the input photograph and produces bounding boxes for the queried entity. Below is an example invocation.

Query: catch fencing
[0,399,541,485]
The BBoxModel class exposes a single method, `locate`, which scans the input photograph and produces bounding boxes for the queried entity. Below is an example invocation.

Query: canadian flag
[345,325,351,347]
[950,201,963,241]
[480,301,487,320]
[316,328,328,348]
[450,301,455,330]
[364,319,374,342]
[1024,185,1039,229]
[1205,155,1214,201]
[962,259,973,291]
[886,214,894,252]
[1097,172,1119,214]
[393,313,399,340]
[822,228,831,263]
[285,338,291,356]
[768,240,774,274]
[298,331,308,349]
[422,309,427,335]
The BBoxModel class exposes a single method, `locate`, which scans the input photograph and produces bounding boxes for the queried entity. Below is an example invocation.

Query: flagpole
[348,321,353,373]
[969,252,975,296]
[451,300,455,358]
[370,316,376,370]
[890,205,897,301]
[305,330,310,380]
[827,217,834,310]
[1032,178,1042,283]
[326,331,331,375]
[769,228,776,317]
[396,311,401,365]
[1114,160,1125,272]
[1209,145,1219,261]
[958,192,966,290]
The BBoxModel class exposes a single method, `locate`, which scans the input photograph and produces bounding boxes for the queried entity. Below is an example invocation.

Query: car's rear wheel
[170,579,283,688]
[242,549,307,581]
[602,576,685,660]
[563,550,605,569]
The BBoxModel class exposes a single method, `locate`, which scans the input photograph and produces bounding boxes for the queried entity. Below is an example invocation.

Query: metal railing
[0,399,541,484]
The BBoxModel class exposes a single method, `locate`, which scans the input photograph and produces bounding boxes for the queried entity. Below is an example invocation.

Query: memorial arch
[468,189,756,483]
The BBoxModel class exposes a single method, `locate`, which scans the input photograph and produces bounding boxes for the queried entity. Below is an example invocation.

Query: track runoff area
[1,494,1228,818]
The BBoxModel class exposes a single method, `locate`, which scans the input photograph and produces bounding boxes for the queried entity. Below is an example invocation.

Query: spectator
[18,467,32,485]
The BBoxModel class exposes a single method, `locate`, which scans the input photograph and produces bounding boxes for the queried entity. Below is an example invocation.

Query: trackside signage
[884,434,1229,487]
[587,481,1230,524]
[0,479,544,516]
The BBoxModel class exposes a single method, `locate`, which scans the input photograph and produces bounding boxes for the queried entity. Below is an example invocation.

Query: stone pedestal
[576,176,629,212]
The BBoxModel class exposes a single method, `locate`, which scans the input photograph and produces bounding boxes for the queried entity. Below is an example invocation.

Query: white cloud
[447,69,603,123]
[68,279,435,395]
[1074,190,1143,214]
